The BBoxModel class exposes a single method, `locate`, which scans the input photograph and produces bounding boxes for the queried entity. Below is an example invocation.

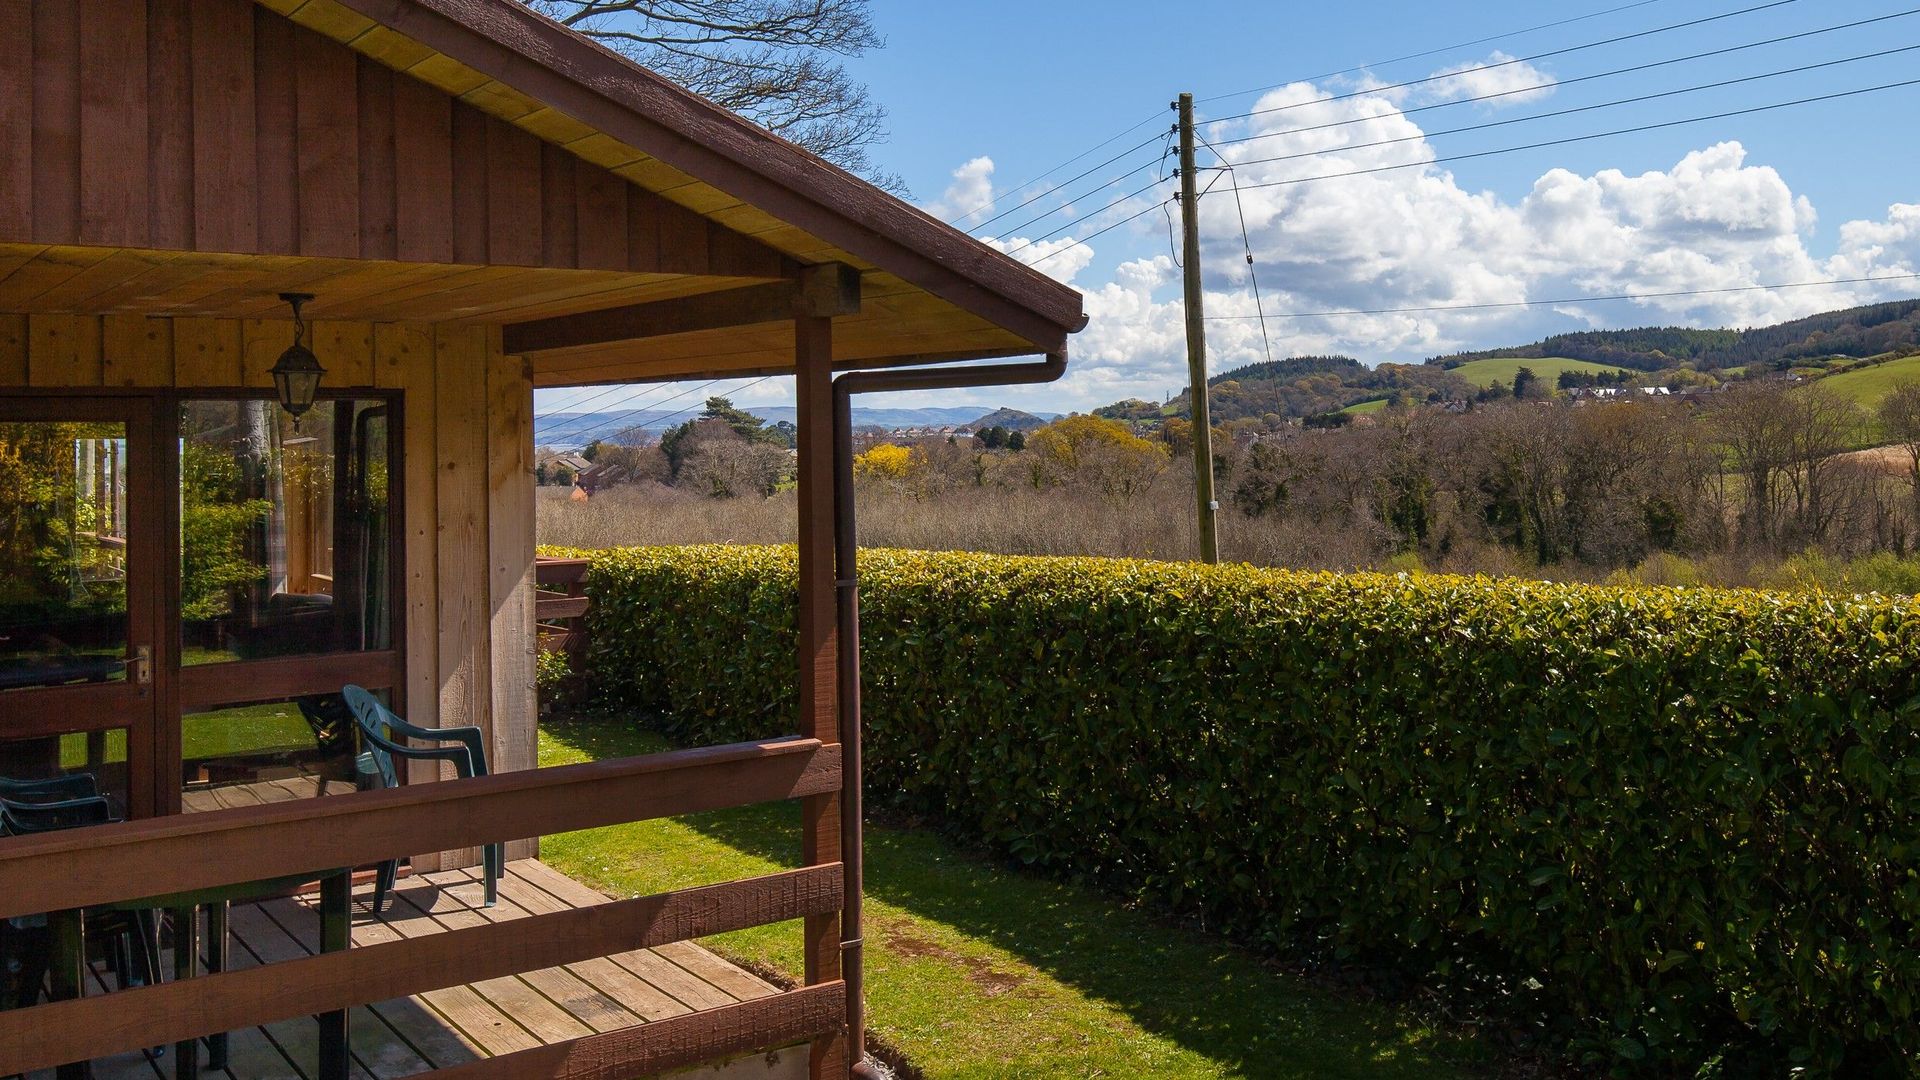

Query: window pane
[0,422,130,692]
[179,399,392,665]
[0,727,132,820]
[181,693,363,811]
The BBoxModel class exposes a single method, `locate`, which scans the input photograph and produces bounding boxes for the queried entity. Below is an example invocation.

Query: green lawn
[1814,353,1920,408]
[538,715,1493,1080]
[183,699,319,759]
[1446,356,1632,389]
[1341,397,1388,415]
[55,700,317,769]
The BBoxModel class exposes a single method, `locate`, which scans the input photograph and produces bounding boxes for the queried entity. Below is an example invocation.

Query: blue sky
[537,0,1920,421]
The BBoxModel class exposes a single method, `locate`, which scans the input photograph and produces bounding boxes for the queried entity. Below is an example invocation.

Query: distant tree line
[1431,299,1920,373]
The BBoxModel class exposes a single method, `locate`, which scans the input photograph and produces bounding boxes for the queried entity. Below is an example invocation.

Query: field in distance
[1445,356,1635,388]
[1815,353,1920,408]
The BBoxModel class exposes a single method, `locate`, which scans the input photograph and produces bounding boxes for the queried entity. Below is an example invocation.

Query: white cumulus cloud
[970,76,1920,410]
[922,155,998,224]
[1418,52,1557,107]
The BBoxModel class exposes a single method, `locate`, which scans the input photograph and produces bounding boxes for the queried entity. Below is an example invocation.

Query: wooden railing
[536,556,592,657]
[0,737,845,1077]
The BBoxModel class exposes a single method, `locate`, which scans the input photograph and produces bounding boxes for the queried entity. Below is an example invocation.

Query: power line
[944,113,1165,226]
[958,0,1685,229]
[1203,7,1920,153]
[624,375,779,440]
[1157,127,1182,268]
[983,146,1171,242]
[535,380,670,432]
[547,375,744,447]
[1190,131,1275,365]
[1222,75,1920,193]
[1000,176,1174,257]
[1196,0,1675,105]
[1200,273,1920,321]
[1027,199,1173,267]
[1218,42,1920,172]
[955,130,1169,232]
[1223,168,1274,366]
[1198,0,1800,129]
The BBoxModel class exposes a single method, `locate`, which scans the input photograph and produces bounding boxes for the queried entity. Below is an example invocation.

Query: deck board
[38,859,794,1079]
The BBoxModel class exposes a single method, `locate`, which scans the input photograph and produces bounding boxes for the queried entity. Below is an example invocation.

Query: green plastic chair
[341,685,500,913]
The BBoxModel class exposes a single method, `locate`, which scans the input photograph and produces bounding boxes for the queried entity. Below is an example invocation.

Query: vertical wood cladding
[0,0,784,279]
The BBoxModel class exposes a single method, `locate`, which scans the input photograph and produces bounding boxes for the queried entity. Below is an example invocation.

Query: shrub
[555,544,1920,1074]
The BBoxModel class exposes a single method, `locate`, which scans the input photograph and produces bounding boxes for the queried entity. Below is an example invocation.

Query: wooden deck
[30,861,805,1080]
[182,778,358,814]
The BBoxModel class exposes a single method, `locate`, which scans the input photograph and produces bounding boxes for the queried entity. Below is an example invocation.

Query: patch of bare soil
[885,927,1029,998]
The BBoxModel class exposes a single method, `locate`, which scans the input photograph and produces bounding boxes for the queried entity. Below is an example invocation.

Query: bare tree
[525,0,904,191]
[1878,381,1920,540]
[1709,383,1796,551]
[1780,386,1866,547]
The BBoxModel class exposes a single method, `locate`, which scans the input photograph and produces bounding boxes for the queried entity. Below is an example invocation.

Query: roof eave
[331,0,1087,352]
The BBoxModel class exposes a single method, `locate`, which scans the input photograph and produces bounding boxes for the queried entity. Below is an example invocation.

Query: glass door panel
[179,399,392,665]
[0,421,131,690]
[0,402,159,819]
[175,396,398,810]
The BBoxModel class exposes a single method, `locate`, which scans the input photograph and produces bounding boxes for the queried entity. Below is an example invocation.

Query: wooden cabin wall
[0,0,784,280]
[0,313,536,863]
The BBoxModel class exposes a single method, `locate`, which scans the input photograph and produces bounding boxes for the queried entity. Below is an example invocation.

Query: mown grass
[1813,352,1920,408]
[1446,356,1632,389]
[538,713,1494,1080]
[1341,397,1388,415]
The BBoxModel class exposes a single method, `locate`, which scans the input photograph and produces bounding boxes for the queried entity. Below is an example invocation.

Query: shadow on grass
[543,715,1488,1079]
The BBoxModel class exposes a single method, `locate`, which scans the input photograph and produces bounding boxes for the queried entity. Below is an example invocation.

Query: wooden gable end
[0,0,786,279]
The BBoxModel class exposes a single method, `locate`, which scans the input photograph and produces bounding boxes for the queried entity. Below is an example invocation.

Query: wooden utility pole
[1176,92,1219,563]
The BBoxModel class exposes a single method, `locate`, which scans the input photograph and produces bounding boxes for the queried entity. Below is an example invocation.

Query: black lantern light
[270,292,325,419]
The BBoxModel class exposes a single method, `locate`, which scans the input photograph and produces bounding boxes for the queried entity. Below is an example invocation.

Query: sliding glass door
[0,398,162,818]
[0,391,402,819]
[172,395,401,814]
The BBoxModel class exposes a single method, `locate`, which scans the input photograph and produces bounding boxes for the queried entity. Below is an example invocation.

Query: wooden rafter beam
[503,263,861,354]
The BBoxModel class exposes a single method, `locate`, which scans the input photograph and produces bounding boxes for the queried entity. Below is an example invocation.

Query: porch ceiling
[0,242,769,326]
[0,243,1033,385]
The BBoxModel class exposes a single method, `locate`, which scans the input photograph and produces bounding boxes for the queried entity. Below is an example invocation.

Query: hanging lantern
[270,292,325,419]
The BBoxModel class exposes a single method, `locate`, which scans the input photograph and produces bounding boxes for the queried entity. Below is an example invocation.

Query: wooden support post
[794,312,847,1078]
[319,872,352,1080]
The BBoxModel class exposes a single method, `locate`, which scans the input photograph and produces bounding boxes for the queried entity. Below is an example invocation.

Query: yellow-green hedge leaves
[551,545,1920,1074]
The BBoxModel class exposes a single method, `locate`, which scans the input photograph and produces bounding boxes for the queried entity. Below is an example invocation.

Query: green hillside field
[1815,353,1920,408]
[1342,397,1389,415]
[1446,357,1634,389]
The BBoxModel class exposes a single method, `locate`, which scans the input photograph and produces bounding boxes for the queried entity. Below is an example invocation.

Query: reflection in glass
[0,423,130,692]
[0,727,132,819]
[181,694,363,811]
[180,399,391,665]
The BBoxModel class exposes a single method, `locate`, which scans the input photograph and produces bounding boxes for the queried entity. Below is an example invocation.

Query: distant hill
[1429,298,1920,373]
[1157,356,1476,421]
[964,408,1049,432]
[536,404,1053,447]
[1207,355,1367,386]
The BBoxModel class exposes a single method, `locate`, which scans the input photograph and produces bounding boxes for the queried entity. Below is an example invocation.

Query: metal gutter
[830,351,1068,1078]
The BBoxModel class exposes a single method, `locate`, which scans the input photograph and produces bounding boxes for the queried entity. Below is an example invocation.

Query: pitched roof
[269,0,1086,377]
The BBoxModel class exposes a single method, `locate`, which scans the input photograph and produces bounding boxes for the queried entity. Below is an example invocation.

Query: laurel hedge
[552,544,1920,1074]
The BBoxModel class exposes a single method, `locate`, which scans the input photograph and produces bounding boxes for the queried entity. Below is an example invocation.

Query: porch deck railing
[0,736,845,1077]
[536,557,592,659]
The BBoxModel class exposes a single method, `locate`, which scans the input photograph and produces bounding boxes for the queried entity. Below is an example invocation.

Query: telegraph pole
[1176,92,1219,563]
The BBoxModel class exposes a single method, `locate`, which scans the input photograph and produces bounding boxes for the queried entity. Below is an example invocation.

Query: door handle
[129,645,152,686]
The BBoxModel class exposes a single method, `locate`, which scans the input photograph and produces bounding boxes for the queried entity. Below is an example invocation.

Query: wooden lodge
[0,1,1085,1077]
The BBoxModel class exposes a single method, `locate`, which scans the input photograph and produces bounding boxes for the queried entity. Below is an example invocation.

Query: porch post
[795,311,848,1078]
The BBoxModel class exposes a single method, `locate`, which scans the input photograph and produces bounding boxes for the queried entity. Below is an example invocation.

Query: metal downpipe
[831,351,1068,1079]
